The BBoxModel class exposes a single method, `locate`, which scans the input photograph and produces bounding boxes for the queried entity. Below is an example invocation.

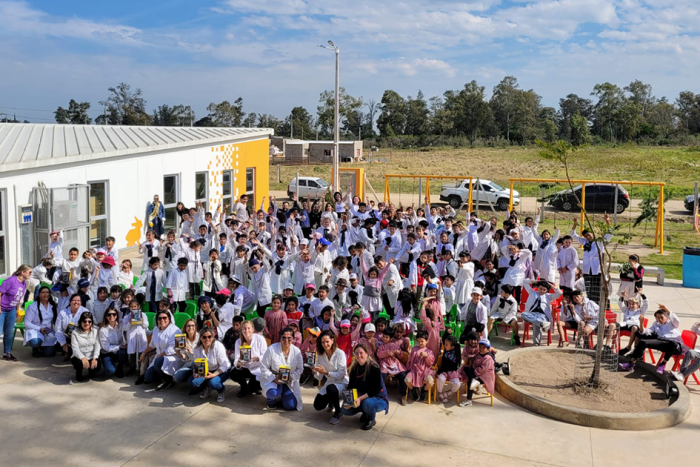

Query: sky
[1,0,699,124]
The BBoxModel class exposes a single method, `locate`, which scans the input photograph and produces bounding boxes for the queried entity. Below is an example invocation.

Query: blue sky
[1,0,699,124]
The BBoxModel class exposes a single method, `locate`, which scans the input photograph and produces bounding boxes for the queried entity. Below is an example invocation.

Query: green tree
[316,87,363,137]
[490,76,520,142]
[152,104,194,126]
[377,90,406,137]
[446,80,493,145]
[404,90,430,135]
[257,114,283,134]
[570,111,591,146]
[428,96,453,144]
[54,99,92,124]
[646,98,676,137]
[540,107,559,143]
[279,107,314,140]
[98,83,150,125]
[591,82,626,141]
[676,91,700,133]
[624,80,656,119]
[559,94,593,141]
[205,98,245,127]
[242,112,258,128]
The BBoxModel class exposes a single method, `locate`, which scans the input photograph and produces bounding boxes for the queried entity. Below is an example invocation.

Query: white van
[287,176,330,199]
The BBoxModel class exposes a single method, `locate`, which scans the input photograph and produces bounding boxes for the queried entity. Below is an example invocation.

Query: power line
[0,106,55,112]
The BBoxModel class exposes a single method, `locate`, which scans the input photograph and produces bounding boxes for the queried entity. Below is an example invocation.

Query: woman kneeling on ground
[71,311,101,382]
[140,311,180,390]
[261,326,304,410]
[190,326,230,402]
[172,318,199,385]
[231,320,268,398]
[313,330,349,425]
[341,342,389,431]
[24,286,58,358]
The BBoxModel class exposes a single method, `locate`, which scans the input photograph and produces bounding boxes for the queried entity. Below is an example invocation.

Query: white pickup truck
[439,179,520,211]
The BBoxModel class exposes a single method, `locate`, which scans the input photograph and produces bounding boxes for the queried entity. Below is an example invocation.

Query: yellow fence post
[580,183,586,234]
[425,178,431,203]
[509,180,514,212]
[384,176,389,204]
[468,178,473,214]
[660,185,665,254]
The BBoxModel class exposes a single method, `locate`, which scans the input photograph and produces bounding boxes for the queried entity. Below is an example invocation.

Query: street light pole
[319,41,340,193]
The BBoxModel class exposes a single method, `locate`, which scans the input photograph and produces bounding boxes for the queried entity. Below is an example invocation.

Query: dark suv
[685,194,697,213]
[549,184,630,214]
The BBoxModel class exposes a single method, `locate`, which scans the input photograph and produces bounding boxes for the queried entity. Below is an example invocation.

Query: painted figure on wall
[126,217,143,247]
[145,194,165,238]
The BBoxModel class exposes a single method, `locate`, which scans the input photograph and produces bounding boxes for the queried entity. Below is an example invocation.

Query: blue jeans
[173,366,193,383]
[26,338,57,357]
[144,356,166,383]
[0,308,17,354]
[189,372,229,394]
[341,396,388,422]
[102,349,128,376]
[266,383,297,410]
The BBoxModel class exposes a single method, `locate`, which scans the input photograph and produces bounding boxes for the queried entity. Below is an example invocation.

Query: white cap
[364,323,376,333]
[284,283,294,290]
[300,238,310,245]
[472,287,483,296]
[349,273,358,280]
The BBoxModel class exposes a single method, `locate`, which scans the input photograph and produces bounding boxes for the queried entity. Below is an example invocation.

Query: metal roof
[0,124,274,173]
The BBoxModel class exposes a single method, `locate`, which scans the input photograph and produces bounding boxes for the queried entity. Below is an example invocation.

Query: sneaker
[135,376,145,385]
[237,388,249,398]
[618,347,630,356]
[267,403,278,409]
[216,391,226,403]
[400,396,407,406]
[458,399,472,407]
[419,389,427,402]
[32,348,40,358]
[199,387,211,399]
[618,362,634,372]
[362,419,376,431]
[2,353,18,361]
[671,371,684,382]
[326,404,334,412]
[541,322,551,332]
[513,335,521,346]
[300,374,311,385]
[359,413,368,423]
[115,366,124,378]
[156,380,173,392]
[439,392,450,403]
[469,379,481,391]
[411,388,419,401]
[656,363,666,375]
[329,413,343,425]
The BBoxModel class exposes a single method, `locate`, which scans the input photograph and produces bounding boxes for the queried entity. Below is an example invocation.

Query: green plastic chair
[173,313,189,329]
[186,299,198,310]
[142,302,150,313]
[184,302,197,318]
[144,312,157,331]
[244,311,258,321]
[132,275,139,286]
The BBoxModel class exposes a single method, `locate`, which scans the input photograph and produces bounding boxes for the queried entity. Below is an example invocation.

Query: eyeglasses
[157,317,169,321]
[83,320,93,324]
[186,324,196,328]
[201,335,213,340]
[280,336,293,341]
[106,313,117,317]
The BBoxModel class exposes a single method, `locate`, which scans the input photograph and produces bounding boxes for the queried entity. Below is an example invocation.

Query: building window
[195,172,208,204]
[88,181,109,249]
[163,174,179,234]
[245,168,255,211]
[222,170,232,209]
[0,190,5,276]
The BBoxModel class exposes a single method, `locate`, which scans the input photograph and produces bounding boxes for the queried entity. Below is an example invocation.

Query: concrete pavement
[1,278,699,467]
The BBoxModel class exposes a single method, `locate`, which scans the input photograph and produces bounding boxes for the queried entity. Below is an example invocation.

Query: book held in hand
[65,323,77,337]
[174,334,186,349]
[240,345,252,362]
[342,388,358,408]
[130,310,142,325]
[194,358,208,377]
[303,351,316,367]
[278,365,291,383]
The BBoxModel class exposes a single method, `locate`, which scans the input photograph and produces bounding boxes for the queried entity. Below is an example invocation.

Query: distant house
[275,139,362,163]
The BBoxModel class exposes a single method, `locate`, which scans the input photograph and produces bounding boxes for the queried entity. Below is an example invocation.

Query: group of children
[13,187,700,406]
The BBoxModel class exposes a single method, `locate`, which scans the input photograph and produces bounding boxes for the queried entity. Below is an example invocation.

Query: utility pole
[319,40,340,192]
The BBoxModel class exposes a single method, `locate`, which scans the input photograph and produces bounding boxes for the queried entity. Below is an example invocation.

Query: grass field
[270,145,700,199]
[269,145,700,280]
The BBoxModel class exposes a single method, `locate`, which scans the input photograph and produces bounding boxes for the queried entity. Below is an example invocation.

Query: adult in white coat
[24,286,58,357]
[532,226,561,284]
[312,330,349,425]
[231,321,268,397]
[71,311,101,382]
[56,294,90,357]
[189,326,231,402]
[261,326,304,410]
[142,311,180,390]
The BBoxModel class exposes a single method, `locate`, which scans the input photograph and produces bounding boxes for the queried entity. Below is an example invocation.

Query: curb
[495,347,691,430]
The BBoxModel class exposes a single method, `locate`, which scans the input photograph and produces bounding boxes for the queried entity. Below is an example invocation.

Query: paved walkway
[2,279,699,467]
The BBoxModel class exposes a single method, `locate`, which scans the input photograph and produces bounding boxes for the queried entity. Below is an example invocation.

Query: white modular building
[0,123,273,276]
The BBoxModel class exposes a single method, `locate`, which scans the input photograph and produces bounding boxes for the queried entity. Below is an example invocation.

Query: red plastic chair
[670,330,700,385]
[522,308,554,347]
[618,318,648,352]
[587,311,618,348]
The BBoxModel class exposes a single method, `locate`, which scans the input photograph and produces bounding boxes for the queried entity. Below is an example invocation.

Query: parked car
[287,176,330,199]
[548,184,629,213]
[686,194,698,213]
[439,179,520,211]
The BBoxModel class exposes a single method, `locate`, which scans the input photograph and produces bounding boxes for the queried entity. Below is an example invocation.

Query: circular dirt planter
[496,347,691,430]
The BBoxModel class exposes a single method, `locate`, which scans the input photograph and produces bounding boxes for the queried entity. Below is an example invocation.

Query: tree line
[49,78,700,147]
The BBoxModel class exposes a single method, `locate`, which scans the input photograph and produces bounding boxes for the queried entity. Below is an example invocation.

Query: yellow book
[278,365,291,383]
[194,358,208,377]
[342,388,358,408]
[174,334,186,349]
[240,345,252,362]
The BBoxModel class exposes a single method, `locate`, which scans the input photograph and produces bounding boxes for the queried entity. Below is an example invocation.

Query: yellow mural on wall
[206,139,270,212]
[125,216,143,247]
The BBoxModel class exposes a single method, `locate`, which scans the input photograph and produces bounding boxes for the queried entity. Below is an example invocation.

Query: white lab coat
[313,348,349,396]
[122,311,149,354]
[55,306,89,347]
[149,323,180,374]
[233,333,268,378]
[261,343,304,410]
[533,228,560,283]
[382,263,402,308]
[166,268,189,302]
[99,323,125,354]
[23,301,58,347]
[572,231,613,275]
[135,268,166,302]
[193,340,231,374]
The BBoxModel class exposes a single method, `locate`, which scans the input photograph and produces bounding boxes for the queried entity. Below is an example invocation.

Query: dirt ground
[508,351,671,413]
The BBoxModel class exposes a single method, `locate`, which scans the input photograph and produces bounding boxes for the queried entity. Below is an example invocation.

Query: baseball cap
[364,323,376,333]
[340,319,351,328]
[101,256,116,267]
[308,327,321,337]
[305,283,316,290]
[472,287,483,296]
[349,273,358,280]
[478,339,491,348]
[319,238,331,247]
